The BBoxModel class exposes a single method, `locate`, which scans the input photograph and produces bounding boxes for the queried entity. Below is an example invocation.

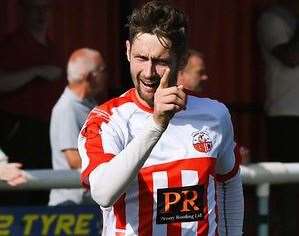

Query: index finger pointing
[158,68,170,89]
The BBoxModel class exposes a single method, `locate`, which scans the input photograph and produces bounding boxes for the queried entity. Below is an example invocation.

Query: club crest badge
[192,128,213,153]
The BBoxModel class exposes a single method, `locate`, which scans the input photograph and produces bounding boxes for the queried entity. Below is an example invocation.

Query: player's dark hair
[127,0,187,63]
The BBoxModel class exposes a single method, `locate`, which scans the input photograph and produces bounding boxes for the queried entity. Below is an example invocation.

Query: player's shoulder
[86,89,137,122]
[98,89,136,113]
[188,95,229,116]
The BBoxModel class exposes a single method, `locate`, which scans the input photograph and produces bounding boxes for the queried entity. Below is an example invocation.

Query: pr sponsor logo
[156,185,204,224]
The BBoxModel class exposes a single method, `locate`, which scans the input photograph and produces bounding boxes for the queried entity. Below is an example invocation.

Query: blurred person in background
[178,49,251,165]
[0,0,62,122]
[257,0,299,234]
[0,0,62,205]
[258,0,299,163]
[48,48,107,206]
[177,49,208,94]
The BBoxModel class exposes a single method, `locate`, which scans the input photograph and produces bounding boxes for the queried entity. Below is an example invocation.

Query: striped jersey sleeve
[215,104,239,182]
[78,94,132,187]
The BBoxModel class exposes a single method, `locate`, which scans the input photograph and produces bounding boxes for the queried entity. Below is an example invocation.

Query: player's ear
[126,40,131,62]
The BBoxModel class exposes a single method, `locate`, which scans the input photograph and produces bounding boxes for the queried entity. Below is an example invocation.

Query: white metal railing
[1,162,299,236]
[0,169,81,190]
[241,162,299,184]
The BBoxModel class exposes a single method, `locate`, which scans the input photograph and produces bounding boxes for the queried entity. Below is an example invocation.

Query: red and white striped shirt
[78,89,240,236]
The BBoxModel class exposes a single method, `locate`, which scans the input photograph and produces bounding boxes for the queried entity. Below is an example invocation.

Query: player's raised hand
[153,69,186,128]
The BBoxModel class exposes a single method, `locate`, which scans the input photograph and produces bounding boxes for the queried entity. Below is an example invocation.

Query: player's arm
[216,172,243,236]
[63,149,81,169]
[79,69,186,208]
[80,110,165,208]
[215,105,244,236]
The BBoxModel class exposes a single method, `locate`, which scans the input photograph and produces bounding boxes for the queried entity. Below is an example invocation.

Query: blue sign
[0,205,101,235]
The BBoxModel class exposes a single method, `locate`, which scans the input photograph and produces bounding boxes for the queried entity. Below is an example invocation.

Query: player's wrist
[152,114,170,130]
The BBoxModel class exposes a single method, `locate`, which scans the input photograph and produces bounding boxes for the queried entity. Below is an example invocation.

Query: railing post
[256,183,270,236]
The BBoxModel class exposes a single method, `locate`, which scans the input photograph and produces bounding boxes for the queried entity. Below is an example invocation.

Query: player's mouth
[140,79,159,92]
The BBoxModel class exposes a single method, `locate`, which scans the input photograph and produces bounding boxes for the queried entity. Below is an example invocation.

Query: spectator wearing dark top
[0,0,63,205]
[257,0,299,234]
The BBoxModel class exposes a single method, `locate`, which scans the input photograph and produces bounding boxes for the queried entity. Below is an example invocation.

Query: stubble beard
[133,73,160,108]
[136,85,155,108]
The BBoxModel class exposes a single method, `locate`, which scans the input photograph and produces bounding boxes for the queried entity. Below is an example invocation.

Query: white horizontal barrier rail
[1,162,299,190]
[0,169,81,190]
[241,162,299,184]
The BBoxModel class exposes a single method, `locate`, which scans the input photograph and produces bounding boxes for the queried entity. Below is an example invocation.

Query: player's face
[179,56,208,93]
[126,33,174,107]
